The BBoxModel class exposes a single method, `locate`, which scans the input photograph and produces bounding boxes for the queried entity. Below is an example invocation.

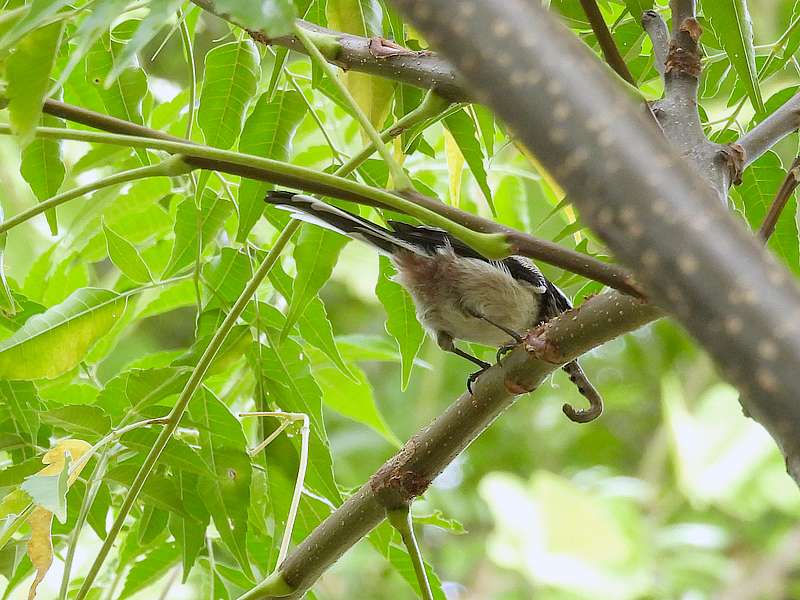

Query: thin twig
[759,156,800,242]
[387,507,434,600]
[579,0,636,85]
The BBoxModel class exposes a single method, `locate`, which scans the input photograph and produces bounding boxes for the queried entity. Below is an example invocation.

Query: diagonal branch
[190,0,472,102]
[389,0,800,490]
[578,0,636,85]
[240,291,661,599]
[641,10,669,76]
[737,92,800,169]
[6,97,641,296]
[759,156,800,242]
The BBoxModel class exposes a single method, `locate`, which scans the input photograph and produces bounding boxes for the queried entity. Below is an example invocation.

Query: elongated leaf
[270,263,353,379]
[282,224,347,338]
[237,91,307,241]
[327,0,394,130]
[444,109,495,215]
[103,222,152,284]
[105,464,190,517]
[735,151,800,276]
[215,0,296,35]
[20,114,65,235]
[0,288,127,379]
[188,388,253,578]
[0,202,17,316]
[98,367,189,422]
[443,127,464,206]
[197,41,260,149]
[121,429,214,478]
[311,355,399,445]
[86,39,148,126]
[375,257,425,390]
[163,189,233,278]
[6,21,63,147]
[106,0,183,85]
[119,543,179,599]
[251,339,340,503]
[52,0,131,94]
[40,405,111,440]
[168,473,209,582]
[707,1,764,113]
[0,381,41,448]
[0,0,70,52]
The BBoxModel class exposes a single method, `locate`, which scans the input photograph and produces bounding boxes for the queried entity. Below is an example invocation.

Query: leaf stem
[74,221,300,599]
[0,155,192,235]
[291,22,413,191]
[387,507,434,600]
[759,156,800,242]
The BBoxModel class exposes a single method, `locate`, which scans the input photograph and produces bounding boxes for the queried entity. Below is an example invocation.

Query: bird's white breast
[392,248,542,347]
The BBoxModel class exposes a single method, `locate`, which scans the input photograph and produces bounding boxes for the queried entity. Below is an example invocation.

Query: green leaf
[202,248,251,309]
[86,39,149,126]
[375,257,425,390]
[444,109,495,215]
[327,0,395,130]
[269,263,353,379]
[163,189,233,278]
[215,0,296,36]
[40,405,111,440]
[311,355,400,445]
[0,0,70,52]
[707,0,764,113]
[735,151,800,276]
[0,381,41,448]
[237,90,307,241]
[251,339,340,503]
[118,543,179,599]
[0,288,127,380]
[20,114,65,235]
[623,0,653,20]
[6,21,64,147]
[106,0,183,85]
[103,221,153,284]
[121,429,214,479]
[188,388,253,578]
[52,0,132,94]
[97,367,189,422]
[105,463,190,518]
[0,201,16,316]
[282,224,348,339]
[197,41,260,149]
[21,454,69,523]
[168,473,209,582]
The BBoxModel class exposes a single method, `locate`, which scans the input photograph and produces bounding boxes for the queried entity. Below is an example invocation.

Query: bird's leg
[463,309,525,362]
[436,331,490,394]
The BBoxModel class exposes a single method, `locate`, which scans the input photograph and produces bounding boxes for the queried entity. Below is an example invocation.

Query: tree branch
[737,91,800,169]
[6,98,642,296]
[759,156,800,242]
[240,291,661,599]
[579,0,635,85]
[190,0,472,102]
[389,0,800,489]
[641,10,669,76]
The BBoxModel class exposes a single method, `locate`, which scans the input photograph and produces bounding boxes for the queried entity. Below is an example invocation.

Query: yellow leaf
[25,439,93,600]
[26,507,53,600]
[444,128,465,207]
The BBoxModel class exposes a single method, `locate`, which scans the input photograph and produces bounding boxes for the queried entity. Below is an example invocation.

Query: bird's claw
[467,367,488,395]
[496,342,517,363]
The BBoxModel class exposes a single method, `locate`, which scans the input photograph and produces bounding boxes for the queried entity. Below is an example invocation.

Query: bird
[264,190,603,423]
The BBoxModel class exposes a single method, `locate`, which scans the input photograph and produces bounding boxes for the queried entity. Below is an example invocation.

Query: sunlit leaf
[103,221,153,284]
[0,288,127,380]
[0,0,70,52]
[0,381,41,448]
[6,21,63,147]
[282,224,348,339]
[118,543,179,599]
[215,0,296,36]
[707,0,764,113]
[40,405,111,440]
[197,41,260,149]
[20,114,65,235]
[237,90,307,241]
[375,257,425,390]
[444,109,495,215]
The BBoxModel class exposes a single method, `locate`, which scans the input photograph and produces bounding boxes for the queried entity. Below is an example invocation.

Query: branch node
[664,18,702,78]
[523,326,564,364]
[370,452,432,509]
[368,36,415,58]
[718,143,746,186]
[503,377,534,395]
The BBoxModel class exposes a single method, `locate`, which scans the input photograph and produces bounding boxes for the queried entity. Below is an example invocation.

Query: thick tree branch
[737,92,800,169]
[670,0,696,35]
[8,98,641,296]
[579,0,635,85]
[241,291,661,599]
[389,0,800,489]
[190,0,471,102]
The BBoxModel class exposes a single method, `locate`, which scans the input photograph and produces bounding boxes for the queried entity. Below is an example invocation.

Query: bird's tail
[264,191,420,255]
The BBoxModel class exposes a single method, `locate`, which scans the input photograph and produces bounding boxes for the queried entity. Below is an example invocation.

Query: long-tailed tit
[265,191,602,423]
